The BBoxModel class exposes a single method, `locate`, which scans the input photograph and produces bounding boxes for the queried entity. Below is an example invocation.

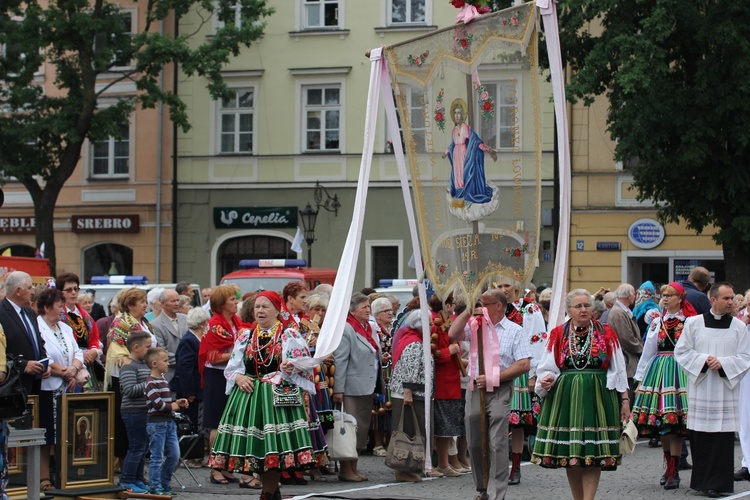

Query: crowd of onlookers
[1,265,750,500]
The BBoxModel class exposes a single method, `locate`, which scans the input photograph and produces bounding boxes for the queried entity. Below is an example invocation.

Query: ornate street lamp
[299,202,319,267]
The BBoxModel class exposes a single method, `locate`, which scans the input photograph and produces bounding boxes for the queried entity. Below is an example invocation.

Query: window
[94,11,134,69]
[303,0,340,29]
[219,88,254,154]
[82,243,133,284]
[389,0,426,24]
[390,86,427,153]
[478,79,520,150]
[91,123,130,178]
[303,85,340,152]
[365,240,403,288]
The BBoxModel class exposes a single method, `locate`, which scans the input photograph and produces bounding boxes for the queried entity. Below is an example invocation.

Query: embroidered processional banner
[384,3,542,305]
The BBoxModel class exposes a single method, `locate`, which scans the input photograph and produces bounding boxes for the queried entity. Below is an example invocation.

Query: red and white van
[220,259,336,295]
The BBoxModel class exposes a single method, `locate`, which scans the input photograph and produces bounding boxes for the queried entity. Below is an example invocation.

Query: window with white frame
[477,79,520,151]
[94,10,135,69]
[389,0,426,25]
[219,88,255,154]
[389,86,427,153]
[214,0,247,29]
[91,123,130,178]
[303,0,340,29]
[303,85,340,152]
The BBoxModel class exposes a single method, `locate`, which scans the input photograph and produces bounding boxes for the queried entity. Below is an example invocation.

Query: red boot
[659,450,669,486]
[508,452,521,485]
[664,456,680,490]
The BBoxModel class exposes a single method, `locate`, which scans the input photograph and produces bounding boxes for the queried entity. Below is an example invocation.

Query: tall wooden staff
[472,221,489,489]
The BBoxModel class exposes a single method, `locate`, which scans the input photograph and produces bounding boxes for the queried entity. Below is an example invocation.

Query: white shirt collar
[616,300,633,316]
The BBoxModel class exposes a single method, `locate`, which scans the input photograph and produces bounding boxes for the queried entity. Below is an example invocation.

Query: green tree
[551,0,750,289]
[0,0,272,274]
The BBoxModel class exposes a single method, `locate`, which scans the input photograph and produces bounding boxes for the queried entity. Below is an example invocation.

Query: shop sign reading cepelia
[214,207,297,229]
[71,215,140,234]
[0,217,36,234]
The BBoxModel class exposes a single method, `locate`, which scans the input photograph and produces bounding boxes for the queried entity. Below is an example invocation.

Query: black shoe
[508,470,520,486]
[648,437,660,448]
[705,490,721,498]
[734,466,750,481]
[679,459,692,471]
[659,472,668,486]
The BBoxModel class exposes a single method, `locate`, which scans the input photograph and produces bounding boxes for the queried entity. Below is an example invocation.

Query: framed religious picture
[56,392,115,489]
[5,395,40,495]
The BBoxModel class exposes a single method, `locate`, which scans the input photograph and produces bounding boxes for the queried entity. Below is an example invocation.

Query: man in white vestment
[675,282,750,498]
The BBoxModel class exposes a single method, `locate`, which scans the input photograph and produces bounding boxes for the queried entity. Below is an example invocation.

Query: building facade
[0,2,175,283]
[567,97,723,291]
[176,0,556,290]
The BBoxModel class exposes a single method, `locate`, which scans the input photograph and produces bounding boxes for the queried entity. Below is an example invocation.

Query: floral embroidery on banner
[435,89,446,132]
[504,243,529,257]
[407,51,429,66]
[474,83,495,121]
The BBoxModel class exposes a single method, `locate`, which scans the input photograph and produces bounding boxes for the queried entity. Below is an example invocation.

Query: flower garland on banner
[475,82,494,120]
[435,89,446,131]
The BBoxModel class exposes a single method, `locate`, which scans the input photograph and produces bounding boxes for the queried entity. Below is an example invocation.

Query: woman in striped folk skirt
[631,282,696,490]
[532,289,629,500]
[208,292,326,500]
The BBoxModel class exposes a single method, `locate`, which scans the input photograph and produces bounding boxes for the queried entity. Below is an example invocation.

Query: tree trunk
[34,191,59,276]
[723,239,750,293]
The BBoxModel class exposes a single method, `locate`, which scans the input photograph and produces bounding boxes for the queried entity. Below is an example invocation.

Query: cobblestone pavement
[169,439,750,500]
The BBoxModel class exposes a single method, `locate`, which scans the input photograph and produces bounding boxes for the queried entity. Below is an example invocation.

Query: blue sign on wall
[628,218,665,249]
[596,242,621,251]
[576,240,584,251]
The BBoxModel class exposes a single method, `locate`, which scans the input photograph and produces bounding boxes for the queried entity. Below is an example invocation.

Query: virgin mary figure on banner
[443,97,499,222]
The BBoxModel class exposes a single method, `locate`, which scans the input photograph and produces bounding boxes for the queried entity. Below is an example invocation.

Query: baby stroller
[172,412,203,488]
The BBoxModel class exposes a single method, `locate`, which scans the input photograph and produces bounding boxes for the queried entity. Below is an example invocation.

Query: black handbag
[0,354,28,421]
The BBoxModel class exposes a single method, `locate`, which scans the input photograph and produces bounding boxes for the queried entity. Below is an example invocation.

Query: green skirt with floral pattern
[531,369,622,469]
[208,381,326,474]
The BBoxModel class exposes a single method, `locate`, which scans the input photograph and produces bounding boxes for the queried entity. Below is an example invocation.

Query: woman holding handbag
[389,309,434,482]
[332,293,384,482]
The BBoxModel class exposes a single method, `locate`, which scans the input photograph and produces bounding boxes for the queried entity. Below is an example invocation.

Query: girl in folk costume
[495,277,547,485]
[56,274,103,390]
[532,289,629,500]
[209,291,325,500]
[631,282,697,490]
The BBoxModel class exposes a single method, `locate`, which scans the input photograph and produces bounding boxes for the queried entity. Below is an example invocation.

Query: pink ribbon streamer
[456,4,480,24]
[468,308,501,391]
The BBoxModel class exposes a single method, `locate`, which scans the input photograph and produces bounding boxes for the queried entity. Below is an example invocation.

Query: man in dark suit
[86,288,107,321]
[0,271,49,395]
[683,266,712,315]
[151,289,188,381]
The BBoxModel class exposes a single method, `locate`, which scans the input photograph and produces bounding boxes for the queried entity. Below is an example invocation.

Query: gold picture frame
[56,392,115,489]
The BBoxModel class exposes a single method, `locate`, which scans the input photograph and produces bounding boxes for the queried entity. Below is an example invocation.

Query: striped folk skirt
[208,381,327,474]
[531,369,621,469]
[509,372,536,432]
[631,352,688,436]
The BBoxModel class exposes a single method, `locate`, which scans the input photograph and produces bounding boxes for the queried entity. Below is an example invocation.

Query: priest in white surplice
[674,282,750,498]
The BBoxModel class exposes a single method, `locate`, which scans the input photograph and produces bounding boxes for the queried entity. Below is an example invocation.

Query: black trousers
[689,430,734,493]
